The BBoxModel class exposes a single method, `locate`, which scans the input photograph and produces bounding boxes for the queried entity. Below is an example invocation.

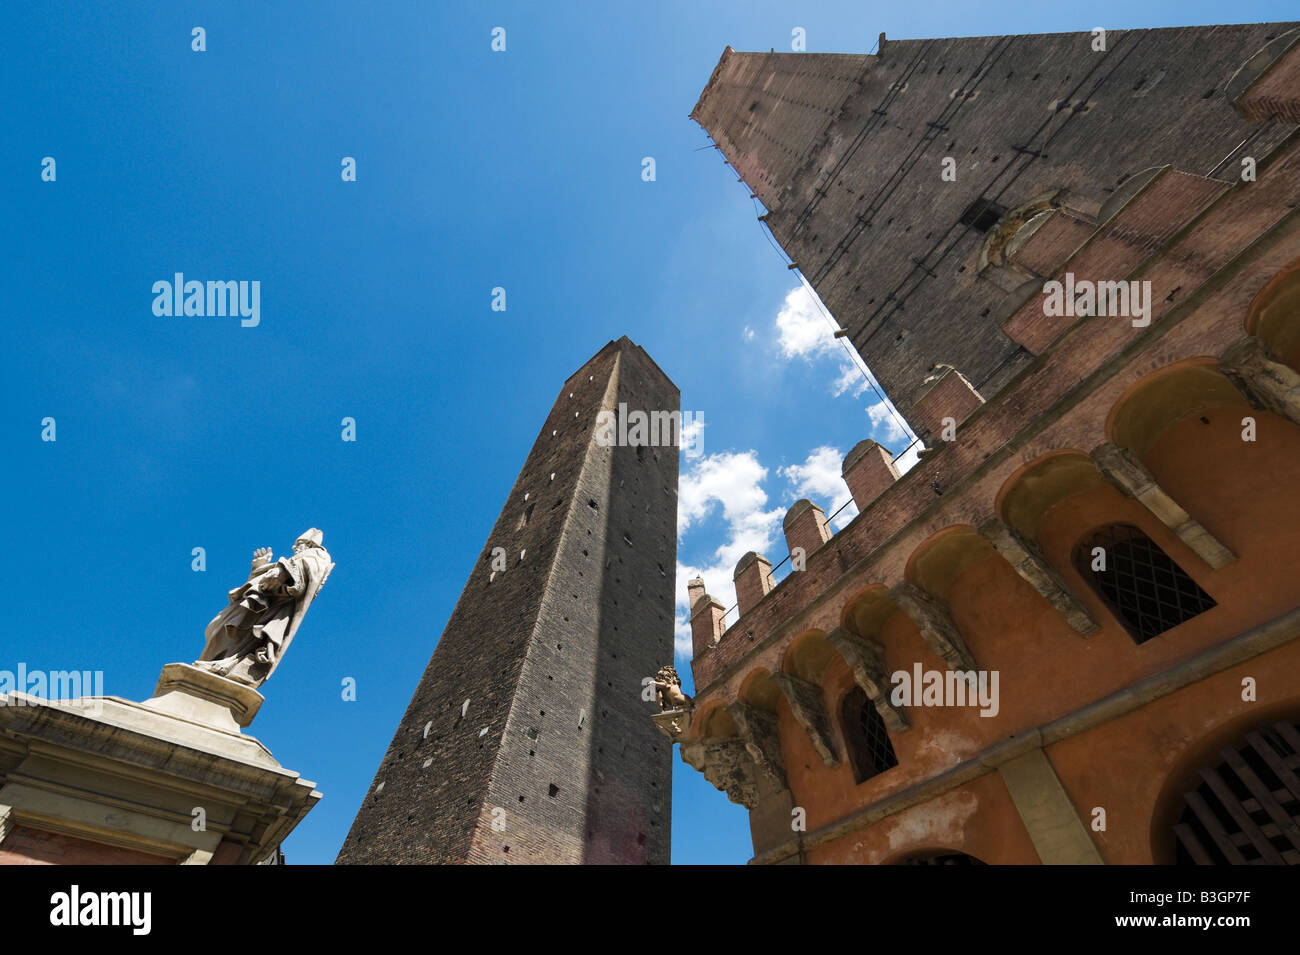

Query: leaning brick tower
[336,337,679,864]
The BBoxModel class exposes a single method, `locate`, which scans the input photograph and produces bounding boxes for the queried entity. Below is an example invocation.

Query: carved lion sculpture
[654,665,693,712]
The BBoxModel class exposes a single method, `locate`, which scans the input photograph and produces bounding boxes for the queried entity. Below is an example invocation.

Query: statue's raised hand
[251,547,273,569]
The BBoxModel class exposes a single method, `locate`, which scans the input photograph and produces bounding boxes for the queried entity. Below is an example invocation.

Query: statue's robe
[196,546,333,687]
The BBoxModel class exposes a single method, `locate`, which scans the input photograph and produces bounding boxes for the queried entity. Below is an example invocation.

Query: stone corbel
[725,702,787,788]
[889,582,977,671]
[1090,443,1235,569]
[979,518,1099,635]
[1219,336,1300,426]
[768,672,839,767]
[679,738,760,809]
[824,627,909,731]
[0,804,13,845]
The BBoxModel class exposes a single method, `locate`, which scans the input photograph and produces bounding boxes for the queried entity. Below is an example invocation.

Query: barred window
[841,687,898,784]
[1174,720,1300,865]
[898,852,986,866]
[1073,523,1216,645]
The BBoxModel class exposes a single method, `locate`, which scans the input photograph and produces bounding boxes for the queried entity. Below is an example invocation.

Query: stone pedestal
[0,663,320,865]
[652,709,692,742]
[142,663,264,733]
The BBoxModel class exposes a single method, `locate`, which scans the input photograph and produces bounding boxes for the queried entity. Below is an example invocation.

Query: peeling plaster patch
[881,788,979,858]
[912,728,981,766]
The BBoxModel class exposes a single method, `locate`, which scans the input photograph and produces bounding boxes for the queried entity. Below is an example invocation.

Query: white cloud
[867,399,907,443]
[832,359,871,398]
[674,450,784,660]
[780,445,846,504]
[742,326,755,342]
[774,284,837,360]
[780,445,858,530]
[681,412,706,461]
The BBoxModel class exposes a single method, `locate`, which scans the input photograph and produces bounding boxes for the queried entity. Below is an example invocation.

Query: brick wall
[693,23,1298,431]
[0,826,174,865]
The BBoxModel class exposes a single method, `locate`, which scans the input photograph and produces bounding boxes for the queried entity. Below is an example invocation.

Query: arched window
[840,687,898,784]
[897,851,987,866]
[1073,523,1216,644]
[1174,720,1300,865]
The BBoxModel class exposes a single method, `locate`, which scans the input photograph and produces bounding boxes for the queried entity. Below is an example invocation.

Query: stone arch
[1150,702,1300,865]
[1244,256,1300,371]
[888,848,988,865]
[840,584,899,642]
[996,450,1109,544]
[739,668,782,712]
[690,700,738,740]
[773,630,843,767]
[1106,358,1250,462]
[781,630,836,684]
[904,525,996,601]
[978,191,1064,270]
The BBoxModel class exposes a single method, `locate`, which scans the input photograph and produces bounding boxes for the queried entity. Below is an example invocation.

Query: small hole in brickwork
[529,750,535,756]
[549,784,560,797]
[519,795,525,802]
[588,499,598,511]
[1200,416,1210,424]
[540,710,545,715]
[503,846,510,853]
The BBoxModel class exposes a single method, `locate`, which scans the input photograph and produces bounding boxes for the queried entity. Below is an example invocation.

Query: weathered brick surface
[1002,170,1231,352]
[1238,34,1300,123]
[692,131,1300,696]
[0,826,174,865]
[692,24,1298,431]
[913,367,984,440]
[842,439,899,509]
[337,338,678,864]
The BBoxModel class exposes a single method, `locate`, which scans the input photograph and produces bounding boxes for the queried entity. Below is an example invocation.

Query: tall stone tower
[691,24,1296,441]
[337,337,679,864]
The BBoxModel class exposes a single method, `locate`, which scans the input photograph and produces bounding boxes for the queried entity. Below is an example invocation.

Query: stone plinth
[652,709,692,742]
[0,663,319,865]
[142,663,264,733]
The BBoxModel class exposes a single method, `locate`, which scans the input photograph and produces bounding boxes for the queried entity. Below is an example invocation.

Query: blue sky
[3,0,1294,866]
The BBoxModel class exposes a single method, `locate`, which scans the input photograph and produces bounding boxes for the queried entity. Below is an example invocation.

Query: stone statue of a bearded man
[194,529,334,688]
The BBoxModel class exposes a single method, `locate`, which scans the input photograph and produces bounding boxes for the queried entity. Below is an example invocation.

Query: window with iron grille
[1174,720,1300,865]
[840,687,898,784]
[1073,523,1216,645]
[898,852,986,866]
[959,196,1007,233]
